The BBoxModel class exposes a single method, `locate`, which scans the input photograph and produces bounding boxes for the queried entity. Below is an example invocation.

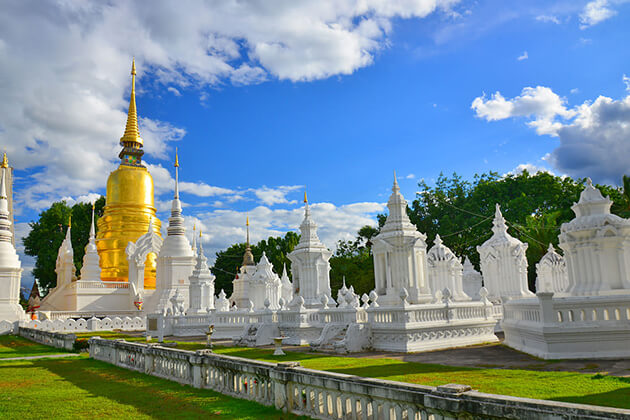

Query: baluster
[394,404,403,420]
[360,398,370,420]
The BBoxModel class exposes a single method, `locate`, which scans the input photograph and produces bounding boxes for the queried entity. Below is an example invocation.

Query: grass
[73,332,630,410]
[0,335,73,358]
[0,356,300,420]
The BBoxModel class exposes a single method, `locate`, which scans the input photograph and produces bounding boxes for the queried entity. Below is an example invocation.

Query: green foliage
[23,197,106,293]
[330,228,376,298]
[211,231,300,296]
[408,170,627,291]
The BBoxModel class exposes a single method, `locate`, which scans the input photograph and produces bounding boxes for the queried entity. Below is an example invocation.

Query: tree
[23,197,105,294]
[329,236,375,299]
[211,231,300,297]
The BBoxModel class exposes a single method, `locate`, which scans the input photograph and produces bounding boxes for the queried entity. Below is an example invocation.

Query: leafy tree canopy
[23,197,106,294]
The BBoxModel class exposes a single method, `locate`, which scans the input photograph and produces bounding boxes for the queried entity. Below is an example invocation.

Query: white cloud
[405,173,416,179]
[253,186,302,206]
[145,163,237,198]
[471,86,576,135]
[167,87,181,96]
[0,0,454,214]
[624,74,630,92]
[517,51,528,61]
[472,77,630,183]
[570,88,580,94]
[536,15,560,24]
[580,0,616,28]
[507,163,555,176]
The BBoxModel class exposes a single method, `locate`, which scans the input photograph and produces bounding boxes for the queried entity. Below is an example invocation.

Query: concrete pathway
[0,353,80,361]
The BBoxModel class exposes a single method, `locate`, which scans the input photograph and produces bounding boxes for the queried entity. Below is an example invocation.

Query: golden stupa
[96,59,162,288]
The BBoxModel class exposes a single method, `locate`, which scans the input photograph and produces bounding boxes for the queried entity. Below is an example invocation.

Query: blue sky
[1,0,629,291]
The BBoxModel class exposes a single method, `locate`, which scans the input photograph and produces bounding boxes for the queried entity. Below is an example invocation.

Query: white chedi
[427,235,471,301]
[250,251,282,310]
[535,244,568,294]
[372,173,432,305]
[280,263,293,304]
[79,205,101,281]
[462,256,483,300]
[188,233,215,314]
[215,289,230,312]
[0,169,26,322]
[477,204,534,301]
[55,217,76,287]
[559,178,630,295]
[153,154,195,313]
[288,193,332,308]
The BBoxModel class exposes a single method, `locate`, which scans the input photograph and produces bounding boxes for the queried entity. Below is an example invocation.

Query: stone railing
[22,316,145,333]
[40,310,140,321]
[367,300,493,326]
[19,327,76,351]
[88,338,630,419]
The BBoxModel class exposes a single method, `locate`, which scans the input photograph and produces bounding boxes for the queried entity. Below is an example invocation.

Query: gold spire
[304,191,308,204]
[120,58,143,146]
[174,147,179,168]
[68,215,72,228]
[1,152,7,168]
[246,215,249,227]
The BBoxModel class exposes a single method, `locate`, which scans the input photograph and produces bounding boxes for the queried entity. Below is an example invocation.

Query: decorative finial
[586,177,593,187]
[90,203,96,238]
[173,148,179,199]
[435,234,442,245]
[120,58,143,147]
[174,147,179,168]
[1,152,8,169]
[304,191,308,204]
[393,170,400,192]
[246,215,249,226]
[68,215,72,228]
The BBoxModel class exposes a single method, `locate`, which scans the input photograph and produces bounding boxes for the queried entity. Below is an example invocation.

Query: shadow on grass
[25,357,300,420]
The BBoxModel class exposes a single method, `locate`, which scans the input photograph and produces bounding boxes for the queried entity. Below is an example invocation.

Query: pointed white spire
[492,204,508,235]
[167,150,185,237]
[0,170,13,244]
[80,203,101,281]
[191,224,197,251]
[380,171,415,234]
[296,190,324,248]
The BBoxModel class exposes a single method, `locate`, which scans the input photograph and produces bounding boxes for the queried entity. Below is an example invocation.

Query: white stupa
[372,173,432,305]
[427,234,471,301]
[477,204,533,301]
[153,150,195,313]
[0,169,26,322]
[188,231,215,314]
[288,192,332,308]
[79,204,101,281]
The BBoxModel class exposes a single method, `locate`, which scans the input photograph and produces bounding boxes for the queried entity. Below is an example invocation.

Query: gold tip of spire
[174,147,179,168]
[193,223,196,231]
[199,230,202,238]
[1,152,7,168]
[304,191,308,204]
[68,215,72,228]
[246,216,249,226]
[120,58,143,146]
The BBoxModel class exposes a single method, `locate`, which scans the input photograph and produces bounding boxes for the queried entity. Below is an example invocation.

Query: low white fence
[18,327,76,351]
[89,338,630,419]
[23,316,146,333]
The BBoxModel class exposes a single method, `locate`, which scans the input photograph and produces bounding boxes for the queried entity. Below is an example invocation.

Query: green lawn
[0,356,300,420]
[74,332,630,410]
[0,335,73,358]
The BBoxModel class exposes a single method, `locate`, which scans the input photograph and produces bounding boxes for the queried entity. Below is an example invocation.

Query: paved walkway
[0,353,80,361]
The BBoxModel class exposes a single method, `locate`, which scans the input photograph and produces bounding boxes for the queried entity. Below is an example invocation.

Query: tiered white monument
[477,205,534,302]
[187,232,215,314]
[462,257,483,300]
[535,244,568,294]
[230,217,256,308]
[503,179,630,359]
[80,205,102,282]
[250,252,282,310]
[0,170,26,325]
[427,234,471,301]
[287,193,332,308]
[148,152,195,315]
[372,174,432,305]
